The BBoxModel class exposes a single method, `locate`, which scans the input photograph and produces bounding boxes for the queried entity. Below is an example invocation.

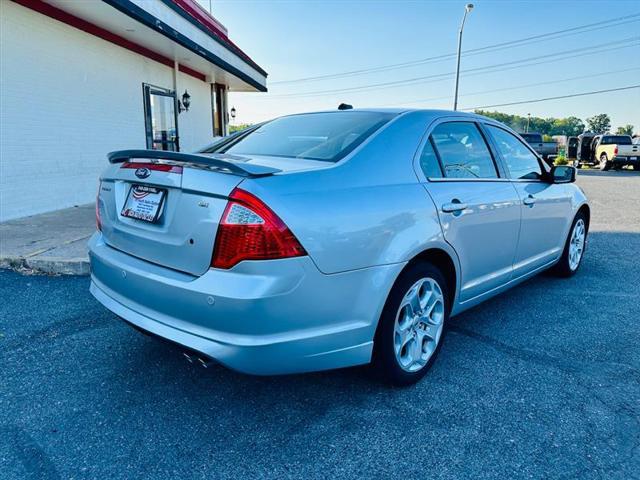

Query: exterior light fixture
[230,107,236,119]
[178,90,191,113]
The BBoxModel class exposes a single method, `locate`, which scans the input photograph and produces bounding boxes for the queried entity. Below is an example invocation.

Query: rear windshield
[214,111,396,162]
[601,135,632,145]
[520,134,542,143]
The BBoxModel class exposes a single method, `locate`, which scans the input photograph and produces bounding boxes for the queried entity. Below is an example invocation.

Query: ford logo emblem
[135,167,151,179]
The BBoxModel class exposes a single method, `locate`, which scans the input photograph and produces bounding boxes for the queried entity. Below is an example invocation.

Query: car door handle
[523,195,536,206]
[442,201,468,213]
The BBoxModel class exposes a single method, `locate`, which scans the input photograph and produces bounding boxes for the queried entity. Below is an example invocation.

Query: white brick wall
[0,1,215,221]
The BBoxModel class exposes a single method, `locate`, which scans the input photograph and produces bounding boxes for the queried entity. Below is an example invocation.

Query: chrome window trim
[481,123,548,181]
[412,116,508,183]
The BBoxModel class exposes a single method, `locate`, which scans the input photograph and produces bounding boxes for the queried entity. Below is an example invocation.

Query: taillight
[211,188,306,269]
[95,181,102,231]
[614,146,618,155]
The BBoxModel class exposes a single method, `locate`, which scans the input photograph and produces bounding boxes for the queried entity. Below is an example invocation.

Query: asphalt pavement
[1,169,639,479]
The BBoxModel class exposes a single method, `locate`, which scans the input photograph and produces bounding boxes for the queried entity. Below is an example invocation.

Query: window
[601,135,632,145]
[430,122,497,179]
[211,83,227,137]
[520,133,542,144]
[418,138,443,178]
[219,111,396,162]
[487,125,542,180]
[143,84,179,151]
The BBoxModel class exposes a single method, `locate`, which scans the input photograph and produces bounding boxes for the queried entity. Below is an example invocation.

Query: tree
[615,124,634,136]
[586,114,611,134]
[229,123,253,134]
[474,110,585,136]
[550,117,585,136]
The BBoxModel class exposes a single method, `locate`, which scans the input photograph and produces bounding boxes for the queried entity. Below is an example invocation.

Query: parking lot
[1,170,639,480]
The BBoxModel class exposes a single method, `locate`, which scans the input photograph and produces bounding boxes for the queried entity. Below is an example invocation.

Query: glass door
[143,84,179,151]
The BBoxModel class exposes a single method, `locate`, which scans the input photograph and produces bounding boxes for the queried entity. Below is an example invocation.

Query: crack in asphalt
[0,424,61,480]
[448,325,640,379]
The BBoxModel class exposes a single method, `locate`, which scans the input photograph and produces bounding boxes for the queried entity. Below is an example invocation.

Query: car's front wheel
[373,262,449,385]
[552,211,587,277]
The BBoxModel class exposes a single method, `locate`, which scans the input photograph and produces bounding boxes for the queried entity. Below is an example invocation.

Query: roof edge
[103,0,267,92]
[161,0,268,77]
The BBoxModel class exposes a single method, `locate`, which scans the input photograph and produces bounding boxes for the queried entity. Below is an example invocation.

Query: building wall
[0,1,215,221]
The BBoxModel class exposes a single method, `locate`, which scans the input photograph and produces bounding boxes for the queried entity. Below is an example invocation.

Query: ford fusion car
[89,109,589,385]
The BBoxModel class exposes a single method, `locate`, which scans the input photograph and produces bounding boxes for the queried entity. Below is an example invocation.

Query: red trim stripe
[169,0,264,74]
[11,0,207,82]
[121,162,184,174]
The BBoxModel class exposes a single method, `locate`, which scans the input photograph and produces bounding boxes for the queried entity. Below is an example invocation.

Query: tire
[633,164,640,171]
[599,153,611,171]
[552,211,587,277]
[372,262,449,386]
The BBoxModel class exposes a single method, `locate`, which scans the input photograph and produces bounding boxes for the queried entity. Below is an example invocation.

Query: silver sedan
[90,109,589,385]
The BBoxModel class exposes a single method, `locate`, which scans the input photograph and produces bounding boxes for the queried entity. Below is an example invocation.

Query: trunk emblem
[198,200,209,208]
[135,167,151,179]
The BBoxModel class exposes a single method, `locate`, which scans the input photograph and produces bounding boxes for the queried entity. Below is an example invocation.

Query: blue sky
[200,0,639,131]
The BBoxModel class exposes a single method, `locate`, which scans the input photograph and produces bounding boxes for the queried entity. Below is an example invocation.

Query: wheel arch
[403,247,459,312]
[577,202,591,232]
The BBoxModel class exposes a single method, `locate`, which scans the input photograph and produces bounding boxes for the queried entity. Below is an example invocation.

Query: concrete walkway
[0,204,94,275]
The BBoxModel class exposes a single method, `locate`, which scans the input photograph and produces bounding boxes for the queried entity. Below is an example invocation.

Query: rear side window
[418,138,443,178]
[430,122,498,179]
[521,133,542,143]
[218,111,395,162]
[601,135,632,145]
[486,125,542,180]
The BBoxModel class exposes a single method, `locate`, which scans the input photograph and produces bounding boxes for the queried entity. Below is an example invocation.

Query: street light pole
[453,3,474,111]
[526,113,531,133]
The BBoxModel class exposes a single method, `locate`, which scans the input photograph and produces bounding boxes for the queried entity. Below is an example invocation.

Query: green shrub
[554,154,569,166]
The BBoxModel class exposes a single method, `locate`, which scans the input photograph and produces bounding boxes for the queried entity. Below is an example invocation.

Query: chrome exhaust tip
[183,352,212,368]
[182,352,194,363]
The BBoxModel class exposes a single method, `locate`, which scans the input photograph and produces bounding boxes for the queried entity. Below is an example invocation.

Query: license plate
[121,184,166,223]
[630,156,638,161]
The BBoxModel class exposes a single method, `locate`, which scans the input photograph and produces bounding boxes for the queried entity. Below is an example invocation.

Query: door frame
[411,115,510,183]
[142,83,180,151]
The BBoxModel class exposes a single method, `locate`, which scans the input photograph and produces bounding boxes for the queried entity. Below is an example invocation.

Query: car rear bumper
[613,156,639,164]
[88,233,404,375]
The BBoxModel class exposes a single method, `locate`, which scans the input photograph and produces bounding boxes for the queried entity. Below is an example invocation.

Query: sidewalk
[0,204,95,275]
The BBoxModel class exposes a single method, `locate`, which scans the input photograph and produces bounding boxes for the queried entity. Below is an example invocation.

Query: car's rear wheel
[599,153,611,171]
[552,211,587,277]
[373,262,449,386]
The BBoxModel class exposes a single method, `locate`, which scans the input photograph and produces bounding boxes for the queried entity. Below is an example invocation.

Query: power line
[462,85,640,110]
[262,37,640,98]
[384,67,640,107]
[270,13,640,85]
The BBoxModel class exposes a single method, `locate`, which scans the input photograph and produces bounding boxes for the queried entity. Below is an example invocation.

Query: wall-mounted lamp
[230,107,236,119]
[178,90,191,113]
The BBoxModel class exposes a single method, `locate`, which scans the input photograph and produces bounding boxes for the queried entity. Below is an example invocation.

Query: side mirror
[550,165,576,184]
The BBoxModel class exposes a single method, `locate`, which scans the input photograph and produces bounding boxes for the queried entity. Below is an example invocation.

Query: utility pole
[453,3,474,111]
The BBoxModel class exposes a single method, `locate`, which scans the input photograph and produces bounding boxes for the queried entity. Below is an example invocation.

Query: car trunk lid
[97,150,281,276]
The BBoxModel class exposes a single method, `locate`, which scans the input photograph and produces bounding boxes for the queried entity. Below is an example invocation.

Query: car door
[483,124,574,277]
[416,119,522,303]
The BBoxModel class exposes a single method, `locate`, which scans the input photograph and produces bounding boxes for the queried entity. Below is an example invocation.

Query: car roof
[286,108,492,122]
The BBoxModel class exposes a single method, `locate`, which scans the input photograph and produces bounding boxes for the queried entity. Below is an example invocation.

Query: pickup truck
[520,133,557,165]
[594,135,640,171]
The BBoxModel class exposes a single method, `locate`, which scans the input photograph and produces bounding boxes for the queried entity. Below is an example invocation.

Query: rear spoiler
[108,150,281,177]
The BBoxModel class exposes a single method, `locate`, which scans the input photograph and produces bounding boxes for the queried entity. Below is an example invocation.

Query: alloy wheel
[393,277,445,372]
[569,218,586,271]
